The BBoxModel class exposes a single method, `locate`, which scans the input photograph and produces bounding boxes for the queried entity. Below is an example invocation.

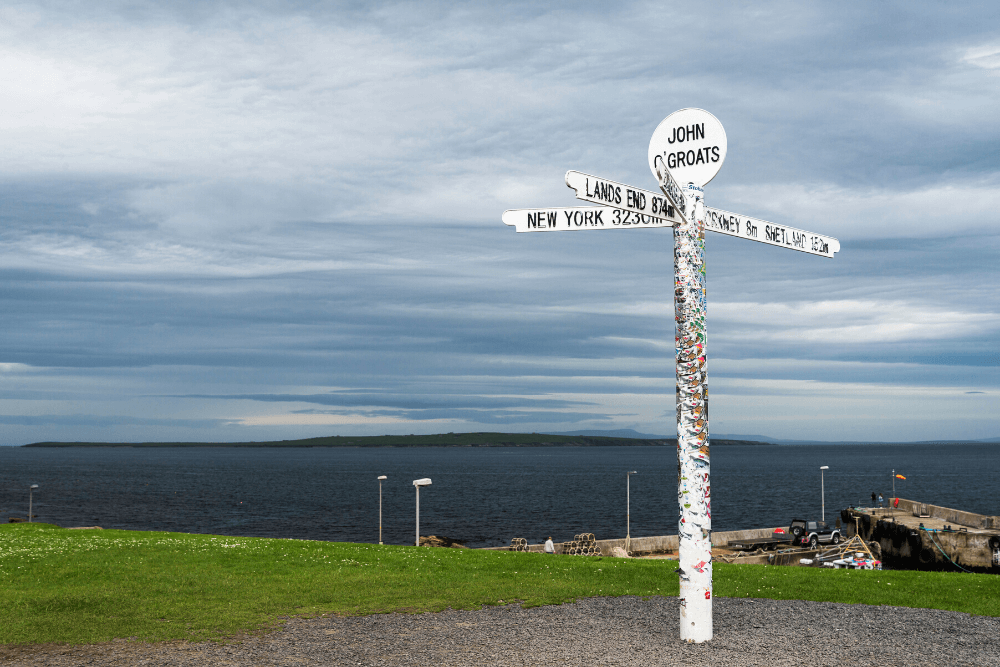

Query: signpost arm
[673,180,712,642]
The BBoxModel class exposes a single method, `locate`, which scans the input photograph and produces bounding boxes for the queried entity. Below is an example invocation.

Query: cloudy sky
[1,0,998,445]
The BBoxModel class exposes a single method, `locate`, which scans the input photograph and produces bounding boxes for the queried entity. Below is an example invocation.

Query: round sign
[647,108,727,187]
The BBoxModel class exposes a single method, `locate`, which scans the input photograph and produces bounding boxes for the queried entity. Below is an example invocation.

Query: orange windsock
[895,474,906,480]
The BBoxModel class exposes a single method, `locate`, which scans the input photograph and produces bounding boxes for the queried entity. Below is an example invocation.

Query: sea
[1,443,997,548]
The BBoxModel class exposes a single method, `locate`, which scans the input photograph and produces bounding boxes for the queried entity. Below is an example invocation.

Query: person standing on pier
[544,537,555,554]
[878,493,884,508]
[871,491,877,507]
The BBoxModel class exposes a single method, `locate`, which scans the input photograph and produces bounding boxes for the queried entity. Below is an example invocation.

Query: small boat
[822,552,882,570]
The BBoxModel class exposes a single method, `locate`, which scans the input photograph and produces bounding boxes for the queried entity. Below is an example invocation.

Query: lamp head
[628,470,637,474]
[412,478,432,487]
[378,475,387,480]
[820,466,829,470]
[30,484,39,490]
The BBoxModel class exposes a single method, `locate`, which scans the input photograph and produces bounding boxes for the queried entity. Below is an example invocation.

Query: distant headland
[23,431,771,448]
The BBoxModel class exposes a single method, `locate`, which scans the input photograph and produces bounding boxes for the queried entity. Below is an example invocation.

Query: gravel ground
[2,597,998,666]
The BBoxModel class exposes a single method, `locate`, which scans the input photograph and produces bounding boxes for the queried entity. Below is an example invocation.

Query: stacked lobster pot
[509,537,530,552]
[564,533,601,556]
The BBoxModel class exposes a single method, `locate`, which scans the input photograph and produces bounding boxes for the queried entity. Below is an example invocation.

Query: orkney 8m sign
[705,207,840,258]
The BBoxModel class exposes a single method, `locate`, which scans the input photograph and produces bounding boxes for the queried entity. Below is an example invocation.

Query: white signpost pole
[672,181,712,641]
[651,108,727,643]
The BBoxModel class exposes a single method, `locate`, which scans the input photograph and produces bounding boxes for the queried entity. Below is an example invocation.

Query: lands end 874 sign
[648,108,727,187]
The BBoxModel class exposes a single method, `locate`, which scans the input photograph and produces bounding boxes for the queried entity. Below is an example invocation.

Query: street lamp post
[378,475,387,545]
[626,471,637,552]
[28,484,38,523]
[412,478,432,547]
[820,467,829,522]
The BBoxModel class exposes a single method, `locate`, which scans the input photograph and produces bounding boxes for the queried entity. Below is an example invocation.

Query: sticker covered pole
[673,180,712,642]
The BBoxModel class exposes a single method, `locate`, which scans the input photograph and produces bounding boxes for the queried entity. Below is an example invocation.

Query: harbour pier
[486,499,1000,572]
[842,498,1000,572]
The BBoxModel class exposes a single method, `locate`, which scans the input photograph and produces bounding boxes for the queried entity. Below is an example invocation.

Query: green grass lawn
[2,523,998,646]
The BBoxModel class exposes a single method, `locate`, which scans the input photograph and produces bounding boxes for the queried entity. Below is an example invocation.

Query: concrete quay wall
[892,498,999,531]
[487,526,783,555]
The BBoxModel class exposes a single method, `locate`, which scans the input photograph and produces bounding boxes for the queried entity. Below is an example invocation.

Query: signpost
[501,108,839,643]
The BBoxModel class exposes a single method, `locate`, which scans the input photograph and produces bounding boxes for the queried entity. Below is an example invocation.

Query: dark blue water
[1,444,997,548]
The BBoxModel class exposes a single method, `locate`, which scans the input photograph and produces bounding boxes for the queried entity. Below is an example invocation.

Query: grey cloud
[0,1,998,444]
[3,222,998,380]
[287,407,613,424]
[3,1,996,239]
[0,414,227,428]
[180,393,595,410]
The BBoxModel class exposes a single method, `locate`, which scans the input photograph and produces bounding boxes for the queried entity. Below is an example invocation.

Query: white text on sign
[502,206,673,233]
[565,171,680,223]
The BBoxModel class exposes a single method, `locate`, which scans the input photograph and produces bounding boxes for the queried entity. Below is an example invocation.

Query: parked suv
[790,519,841,549]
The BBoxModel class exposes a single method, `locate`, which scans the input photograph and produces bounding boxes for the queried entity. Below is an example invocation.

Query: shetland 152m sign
[706,208,839,257]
